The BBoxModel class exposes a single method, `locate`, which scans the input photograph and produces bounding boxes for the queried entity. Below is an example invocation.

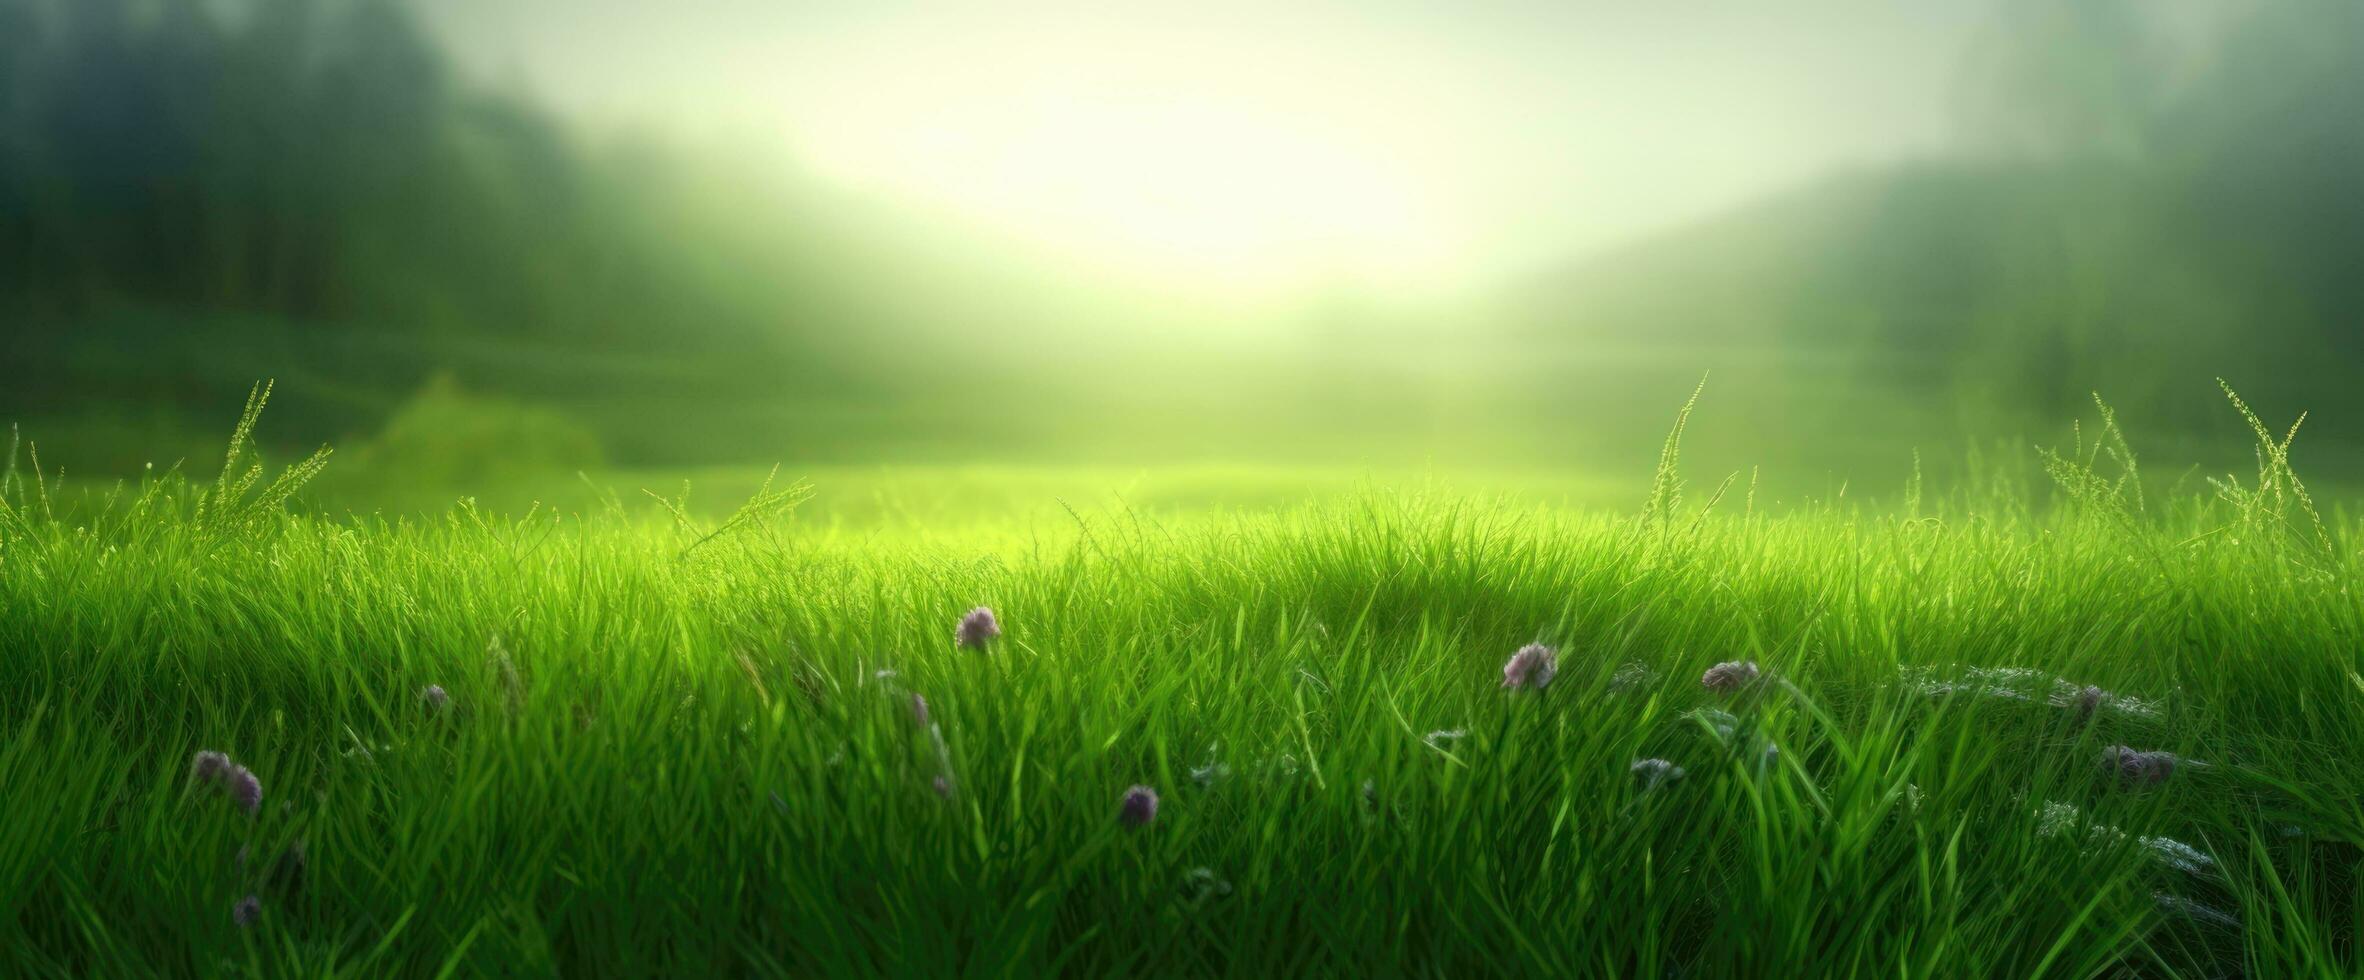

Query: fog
[4,0,2359,510]
[417,1,2005,300]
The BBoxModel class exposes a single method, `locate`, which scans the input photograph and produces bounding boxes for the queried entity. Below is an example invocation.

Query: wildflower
[191,750,233,785]
[2071,685,2106,722]
[1700,660,1760,694]
[190,750,262,816]
[420,685,450,712]
[1501,643,1557,690]
[1631,758,1686,789]
[232,894,261,928]
[954,607,1001,649]
[932,774,954,798]
[225,765,263,815]
[910,693,930,728]
[1119,784,1159,829]
[2102,745,2177,787]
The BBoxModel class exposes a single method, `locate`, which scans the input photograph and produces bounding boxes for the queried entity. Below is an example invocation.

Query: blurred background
[3,0,2360,514]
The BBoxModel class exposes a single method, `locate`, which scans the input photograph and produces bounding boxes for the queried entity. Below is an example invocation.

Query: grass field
[3,390,2361,977]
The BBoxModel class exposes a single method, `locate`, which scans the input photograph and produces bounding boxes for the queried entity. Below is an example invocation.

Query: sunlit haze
[15,1,2364,971]
[420,1,1990,301]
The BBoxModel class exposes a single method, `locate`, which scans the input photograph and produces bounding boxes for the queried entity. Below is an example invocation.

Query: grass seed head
[955,606,1001,649]
[2155,892,2240,929]
[1688,707,1740,741]
[1608,662,1660,691]
[1631,758,1686,788]
[1119,784,1159,828]
[910,692,930,727]
[1180,866,1233,907]
[2141,836,2214,874]
[1500,643,1557,690]
[1701,660,1761,694]
[420,684,450,712]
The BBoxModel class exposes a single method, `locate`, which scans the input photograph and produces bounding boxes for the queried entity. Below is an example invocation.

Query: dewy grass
[0,390,2360,977]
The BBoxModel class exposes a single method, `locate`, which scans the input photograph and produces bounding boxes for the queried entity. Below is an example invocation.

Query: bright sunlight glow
[766,18,1471,300]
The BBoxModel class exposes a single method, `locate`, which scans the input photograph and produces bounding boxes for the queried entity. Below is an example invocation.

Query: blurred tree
[1952,0,2174,161]
[0,0,658,336]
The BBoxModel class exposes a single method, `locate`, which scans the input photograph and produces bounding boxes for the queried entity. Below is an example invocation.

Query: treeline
[0,0,834,354]
[0,0,886,466]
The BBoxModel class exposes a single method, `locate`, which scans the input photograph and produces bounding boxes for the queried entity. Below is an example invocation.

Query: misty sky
[419,1,2009,299]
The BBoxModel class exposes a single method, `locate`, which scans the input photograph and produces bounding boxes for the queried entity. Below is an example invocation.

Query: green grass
[2,393,2360,977]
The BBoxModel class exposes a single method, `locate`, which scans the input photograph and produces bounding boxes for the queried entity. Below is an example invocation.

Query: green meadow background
[5,0,2364,515]
[9,4,2364,976]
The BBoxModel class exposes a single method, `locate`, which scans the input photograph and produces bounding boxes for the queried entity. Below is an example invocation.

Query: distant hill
[1495,0,2364,456]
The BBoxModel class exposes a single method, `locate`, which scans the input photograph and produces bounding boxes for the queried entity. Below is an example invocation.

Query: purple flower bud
[226,765,263,815]
[1701,661,1761,694]
[233,894,261,927]
[2071,685,2106,722]
[1500,643,1558,690]
[1119,784,1159,829]
[421,684,450,712]
[910,693,931,728]
[955,607,1001,650]
[191,750,232,785]
[2103,745,2177,787]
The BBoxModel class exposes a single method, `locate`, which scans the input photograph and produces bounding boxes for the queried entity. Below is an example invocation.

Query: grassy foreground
[2,399,2361,977]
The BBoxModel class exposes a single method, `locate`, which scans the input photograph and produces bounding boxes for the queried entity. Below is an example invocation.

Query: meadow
[1,386,2358,977]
